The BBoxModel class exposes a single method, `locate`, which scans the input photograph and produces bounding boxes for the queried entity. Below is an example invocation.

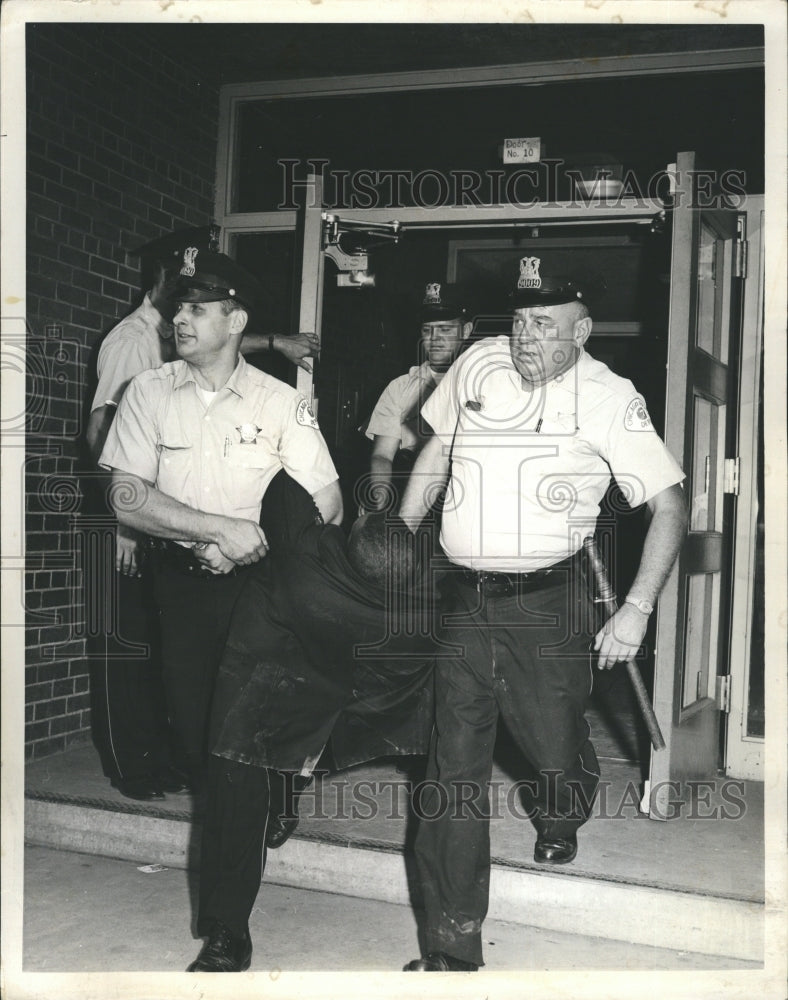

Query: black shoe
[111,775,165,802]
[404,951,478,972]
[187,923,252,972]
[534,832,578,865]
[155,764,190,794]
[265,813,299,850]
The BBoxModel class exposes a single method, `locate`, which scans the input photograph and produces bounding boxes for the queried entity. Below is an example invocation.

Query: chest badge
[237,423,261,444]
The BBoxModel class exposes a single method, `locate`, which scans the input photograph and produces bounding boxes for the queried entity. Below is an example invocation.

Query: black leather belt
[150,539,243,579]
[456,553,578,597]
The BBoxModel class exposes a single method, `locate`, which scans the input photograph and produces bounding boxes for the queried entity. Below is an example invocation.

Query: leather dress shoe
[265,813,299,850]
[111,775,165,802]
[187,922,252,972]
[404,951,478,972]
[534,832,578,864]
[155,764,190,794]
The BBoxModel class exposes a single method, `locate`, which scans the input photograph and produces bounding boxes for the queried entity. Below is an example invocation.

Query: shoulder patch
[296,398,320,429]
[624,397,653,432]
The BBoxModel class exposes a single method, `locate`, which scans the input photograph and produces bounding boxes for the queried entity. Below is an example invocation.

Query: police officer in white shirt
[100,246,342,788]
[399,261,688,972]
[363,282,472,510]
[85,227,321,801]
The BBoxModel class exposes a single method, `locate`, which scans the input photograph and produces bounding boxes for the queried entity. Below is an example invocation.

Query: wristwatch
[624,595,654,615]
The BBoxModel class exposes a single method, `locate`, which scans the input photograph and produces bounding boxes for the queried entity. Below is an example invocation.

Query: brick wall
[24,24,219,759]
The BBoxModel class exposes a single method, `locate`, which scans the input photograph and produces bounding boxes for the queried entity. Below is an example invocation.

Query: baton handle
[582,536,666,752]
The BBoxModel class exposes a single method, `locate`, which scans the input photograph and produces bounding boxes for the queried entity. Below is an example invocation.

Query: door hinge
[735,215,748,279]
[723,456,740,495]
[735,239,748,279]
[716,675,731,713]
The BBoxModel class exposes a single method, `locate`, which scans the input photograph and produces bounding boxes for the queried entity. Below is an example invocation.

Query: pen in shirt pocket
[223,436,230,458]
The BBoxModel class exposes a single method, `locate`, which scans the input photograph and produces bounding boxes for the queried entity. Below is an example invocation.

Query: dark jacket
[209,472,437,771]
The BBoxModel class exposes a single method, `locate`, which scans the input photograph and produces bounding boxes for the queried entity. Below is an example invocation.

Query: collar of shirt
[171,355,248,399]
[502,342,585,403]
[141,293,174,343]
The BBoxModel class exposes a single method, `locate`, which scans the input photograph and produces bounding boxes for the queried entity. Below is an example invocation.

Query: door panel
[649,152,740,818]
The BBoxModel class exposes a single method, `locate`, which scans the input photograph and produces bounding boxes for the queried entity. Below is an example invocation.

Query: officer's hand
[116,524,143,577]
[214,518,269,565]
[593,604,649,670]
[193,542,236,575]
[275,332,319,372]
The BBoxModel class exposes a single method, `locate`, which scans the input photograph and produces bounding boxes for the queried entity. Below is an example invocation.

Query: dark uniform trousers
[414,563,601,966]
[151,555,250,773]
[89,565,172,782]
[197,759,310,937]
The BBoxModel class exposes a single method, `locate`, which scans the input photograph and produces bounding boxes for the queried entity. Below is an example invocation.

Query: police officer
[398,261,688,972]
[364,282,472,510]
[85,227,321,800]
[99,246,342,788]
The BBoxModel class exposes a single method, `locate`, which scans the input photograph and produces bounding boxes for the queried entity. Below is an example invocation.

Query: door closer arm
[321,214,401,287]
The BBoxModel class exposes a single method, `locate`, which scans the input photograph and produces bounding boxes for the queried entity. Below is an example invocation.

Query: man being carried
[187,472,439,972]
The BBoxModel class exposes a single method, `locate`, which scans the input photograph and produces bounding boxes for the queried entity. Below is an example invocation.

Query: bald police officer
[399,261,688,972]
[364,282,472,510]
[99,246,342,787]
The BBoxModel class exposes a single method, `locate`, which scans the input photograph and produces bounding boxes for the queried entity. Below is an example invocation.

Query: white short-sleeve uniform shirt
[421,336,685,572]
[91,294,174,411]
[99,357,338,527]
[365,361,442,453]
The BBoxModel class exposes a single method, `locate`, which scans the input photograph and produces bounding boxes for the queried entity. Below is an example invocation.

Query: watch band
[624,595,654,615]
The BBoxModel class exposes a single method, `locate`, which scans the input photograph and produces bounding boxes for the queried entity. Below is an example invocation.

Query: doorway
[302,219,675,792]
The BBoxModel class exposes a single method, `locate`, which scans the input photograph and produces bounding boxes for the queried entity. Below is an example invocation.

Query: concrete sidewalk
[23,844,757,975]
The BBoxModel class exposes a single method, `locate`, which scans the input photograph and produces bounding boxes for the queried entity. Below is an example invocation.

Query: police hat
[510,256,587,309]
[131,224,220,264]
[419,282,469,322]
[175,247,262,311]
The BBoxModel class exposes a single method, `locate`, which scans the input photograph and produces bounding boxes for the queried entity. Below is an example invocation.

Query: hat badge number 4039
[518,256,542,290]
[180,246,199,277]
[423,282,442,306]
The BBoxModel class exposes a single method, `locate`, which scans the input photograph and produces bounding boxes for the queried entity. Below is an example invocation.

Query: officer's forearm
[627,484,688,604]
[369,454,393,483]
[368,454,394,510]
[86,405,116,465]
[312,481,343,526]
[398,435,449,532]
[109,470,228,545]
[240,332,272,354]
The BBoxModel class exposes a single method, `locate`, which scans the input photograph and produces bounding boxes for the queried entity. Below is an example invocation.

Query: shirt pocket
[226,443,276,515]
[156,418,193,495]
[537,412,578,437]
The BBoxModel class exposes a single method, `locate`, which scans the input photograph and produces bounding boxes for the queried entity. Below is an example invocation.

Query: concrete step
[25,775,763,963]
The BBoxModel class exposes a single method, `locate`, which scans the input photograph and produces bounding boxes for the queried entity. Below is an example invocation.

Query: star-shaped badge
[237,423,261,444]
